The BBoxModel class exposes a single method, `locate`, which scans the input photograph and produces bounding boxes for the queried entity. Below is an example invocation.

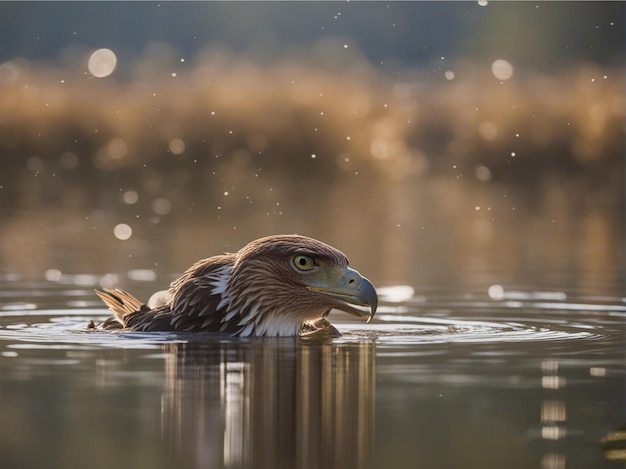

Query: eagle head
[221,234,378,336]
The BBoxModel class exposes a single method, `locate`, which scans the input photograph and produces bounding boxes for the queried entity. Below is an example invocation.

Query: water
[0,132,623,469]
[1,274,623,469]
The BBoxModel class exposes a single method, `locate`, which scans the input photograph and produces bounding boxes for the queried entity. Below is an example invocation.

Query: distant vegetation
[0,49,623,281]
[1,50,623,216]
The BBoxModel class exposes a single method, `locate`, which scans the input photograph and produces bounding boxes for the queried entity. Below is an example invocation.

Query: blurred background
[0,1,624,291]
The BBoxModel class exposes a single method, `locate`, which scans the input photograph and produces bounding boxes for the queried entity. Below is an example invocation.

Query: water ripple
[0,286,622,349]
[339,316,598,345]
[0,310,606,350]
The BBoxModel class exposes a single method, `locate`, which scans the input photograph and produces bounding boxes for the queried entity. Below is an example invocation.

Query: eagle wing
[95,254,237,332]
[165,254,236,332]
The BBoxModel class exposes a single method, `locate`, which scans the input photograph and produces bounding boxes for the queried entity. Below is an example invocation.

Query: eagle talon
[299,318,342,338]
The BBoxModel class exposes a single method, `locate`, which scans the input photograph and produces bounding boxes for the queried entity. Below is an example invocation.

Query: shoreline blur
[0,49,624,288]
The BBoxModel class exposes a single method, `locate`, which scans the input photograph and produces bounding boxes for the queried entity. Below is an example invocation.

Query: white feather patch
[216,297,230,312]
[208,265,232,295]
[253,314,303,337]
[239,322,255,337]
[237,304,260,326]
[222,308,239,323]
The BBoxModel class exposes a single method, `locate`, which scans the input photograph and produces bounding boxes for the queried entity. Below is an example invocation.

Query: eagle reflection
[161,339,375,469]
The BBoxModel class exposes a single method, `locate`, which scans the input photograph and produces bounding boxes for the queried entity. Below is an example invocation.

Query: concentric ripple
[0,310,187,350]
[338,314,599,344]
[0,284,624,349]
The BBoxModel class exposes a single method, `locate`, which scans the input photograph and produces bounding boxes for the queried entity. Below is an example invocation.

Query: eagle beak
[306,267,378,323]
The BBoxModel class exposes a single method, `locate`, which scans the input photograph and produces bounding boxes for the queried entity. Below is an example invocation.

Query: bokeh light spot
[127,269,157,281]
[122,190,139,205]
[475,165,492,181]
[87,48,118,78]
[45,269,63,282]
[152,198,171,215]
[491,59,514,80]
[108,138,128,160]
[488,284,505,300]
[478,121,498,140]
[113,223,132,240]
[168,138,186,155]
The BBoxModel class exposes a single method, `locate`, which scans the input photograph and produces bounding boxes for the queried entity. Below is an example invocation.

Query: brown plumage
[92,234,377,337]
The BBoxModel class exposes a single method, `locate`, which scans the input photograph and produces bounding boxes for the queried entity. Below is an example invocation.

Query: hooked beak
[306,266,378,323]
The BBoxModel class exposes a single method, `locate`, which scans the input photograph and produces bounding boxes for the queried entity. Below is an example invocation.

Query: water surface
[1,274,623,469]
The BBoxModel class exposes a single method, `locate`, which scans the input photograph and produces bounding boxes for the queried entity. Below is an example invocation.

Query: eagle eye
[292,254,316,272]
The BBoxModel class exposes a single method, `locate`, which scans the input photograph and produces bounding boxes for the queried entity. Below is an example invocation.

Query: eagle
[92,234,377,337]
